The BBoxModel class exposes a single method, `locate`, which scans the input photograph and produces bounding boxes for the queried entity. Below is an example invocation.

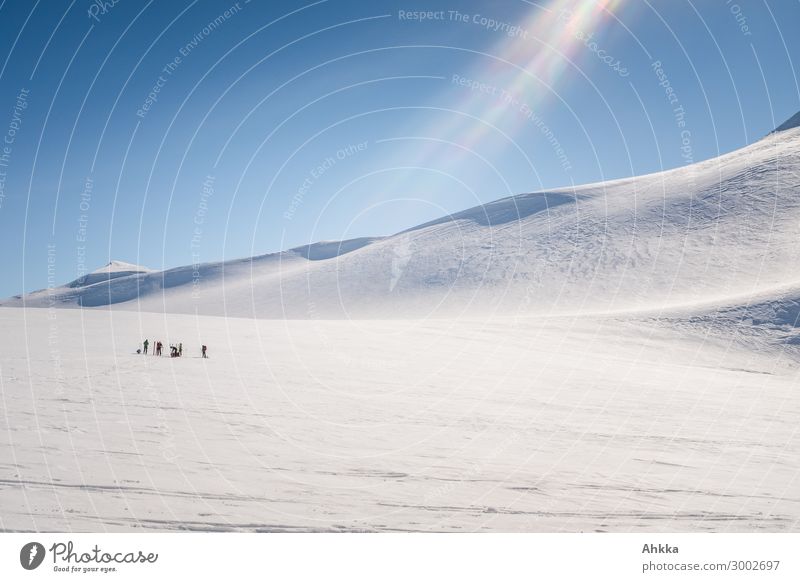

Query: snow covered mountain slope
[4,114,800,319]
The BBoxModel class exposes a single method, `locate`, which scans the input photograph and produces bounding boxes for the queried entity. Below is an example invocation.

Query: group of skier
[140,339,208,358]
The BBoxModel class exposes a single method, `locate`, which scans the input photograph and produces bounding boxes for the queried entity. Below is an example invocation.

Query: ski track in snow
[1,308,798,532]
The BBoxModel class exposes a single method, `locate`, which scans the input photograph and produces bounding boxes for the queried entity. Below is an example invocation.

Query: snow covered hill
[4,113,800,322]
[4,114,800,533]
[67,260,152,287]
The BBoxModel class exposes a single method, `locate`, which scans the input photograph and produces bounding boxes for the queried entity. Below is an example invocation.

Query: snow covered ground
[1,307,798,532]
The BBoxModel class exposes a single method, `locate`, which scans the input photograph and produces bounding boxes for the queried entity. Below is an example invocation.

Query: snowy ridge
[4,114,800,322]
[773,110,800,133]
[91,260,151,274]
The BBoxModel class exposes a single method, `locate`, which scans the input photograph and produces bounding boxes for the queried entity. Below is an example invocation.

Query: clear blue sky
[0,0,798,297]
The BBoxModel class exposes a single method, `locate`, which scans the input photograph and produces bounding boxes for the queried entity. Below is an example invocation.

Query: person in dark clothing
[178,343,183,357]
[170,345,178,358]
[201,345,207,358]
[143,339,149,355]
[156,341,162,356]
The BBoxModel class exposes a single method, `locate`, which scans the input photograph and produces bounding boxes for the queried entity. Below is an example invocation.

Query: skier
[156,341,162,356]
[143,339,149,355]
[201,345,208,359]
[178,343,183,357]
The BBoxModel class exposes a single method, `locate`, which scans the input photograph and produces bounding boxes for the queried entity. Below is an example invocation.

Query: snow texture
[1,307,798,532]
